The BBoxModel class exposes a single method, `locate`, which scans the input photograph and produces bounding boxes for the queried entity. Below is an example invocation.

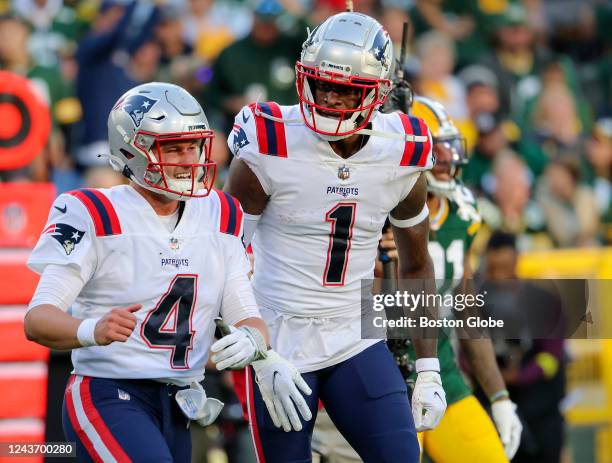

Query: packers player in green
[311,97,523,463]
[385,96,522,463]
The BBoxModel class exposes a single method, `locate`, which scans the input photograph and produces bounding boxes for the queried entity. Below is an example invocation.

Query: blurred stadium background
[0,0,609,462]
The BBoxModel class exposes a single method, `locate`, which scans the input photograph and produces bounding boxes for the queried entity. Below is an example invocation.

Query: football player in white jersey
[24,82,311,463]
[225,12,446,462]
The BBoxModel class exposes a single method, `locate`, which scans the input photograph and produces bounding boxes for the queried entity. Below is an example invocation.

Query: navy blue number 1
[323,203,356,286]
[141,275,197,369]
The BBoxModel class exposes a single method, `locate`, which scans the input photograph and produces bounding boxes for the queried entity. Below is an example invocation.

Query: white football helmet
[107,82,216,200]
[296,12,393,140]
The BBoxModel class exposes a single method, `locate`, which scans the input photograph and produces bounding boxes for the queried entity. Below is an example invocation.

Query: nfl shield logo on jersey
[337,165,350,180]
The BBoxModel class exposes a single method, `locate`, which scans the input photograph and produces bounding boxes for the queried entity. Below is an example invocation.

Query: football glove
[210,323,267,371]
[491,399,523,459]
[251,350,312,432]
[412,370,447,431]
[381,78,413,114]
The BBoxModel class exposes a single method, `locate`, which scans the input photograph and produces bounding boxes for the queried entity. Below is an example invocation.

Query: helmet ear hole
[120,148,135,160]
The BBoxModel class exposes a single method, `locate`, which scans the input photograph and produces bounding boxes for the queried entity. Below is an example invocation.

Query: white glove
[492,399,523,459]
[412,371,447,431]
[210,324,266,370]
[175,382,224,427]
[251,350,313,432]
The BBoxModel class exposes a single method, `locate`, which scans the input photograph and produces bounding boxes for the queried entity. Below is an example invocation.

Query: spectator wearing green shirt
[205,0,305,127]
[0,14,79,127]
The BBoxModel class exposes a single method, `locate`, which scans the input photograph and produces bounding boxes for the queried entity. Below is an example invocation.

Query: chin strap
[356,126,428,143]
[251,101,302,124]
[251,102,429,143]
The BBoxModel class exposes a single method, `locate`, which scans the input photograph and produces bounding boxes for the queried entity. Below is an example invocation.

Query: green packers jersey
[390,184,481,405]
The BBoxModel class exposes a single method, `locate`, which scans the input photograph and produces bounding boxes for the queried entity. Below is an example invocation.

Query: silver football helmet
[107,82,216,200]
[296,12,393,140]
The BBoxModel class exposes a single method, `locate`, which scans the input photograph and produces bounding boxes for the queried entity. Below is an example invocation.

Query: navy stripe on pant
[247,341,420,463]
[62,375,191,463]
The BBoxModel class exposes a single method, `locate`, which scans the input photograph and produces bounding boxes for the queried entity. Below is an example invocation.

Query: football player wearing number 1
[225,12,446,463]
[24,82,311,463]
[310,98,523,463]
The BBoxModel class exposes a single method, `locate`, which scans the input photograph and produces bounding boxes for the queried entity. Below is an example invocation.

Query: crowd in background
[0,0,610,461]
[0,0,610,251]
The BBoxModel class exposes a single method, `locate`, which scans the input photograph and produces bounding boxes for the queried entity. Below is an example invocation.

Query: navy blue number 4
[141,275,197,369]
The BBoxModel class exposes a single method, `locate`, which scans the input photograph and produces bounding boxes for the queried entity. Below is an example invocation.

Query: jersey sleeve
[220,232,259,326]
[391,114,436,203]
[420,124,435,170]
[218,209,260,325]
[27,193,97,281]
[227,105,274,195]
[396,113,435,171]
[224,218,252,281]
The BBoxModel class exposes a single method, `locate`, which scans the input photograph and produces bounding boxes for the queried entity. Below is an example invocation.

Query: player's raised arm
[390,173,447,431]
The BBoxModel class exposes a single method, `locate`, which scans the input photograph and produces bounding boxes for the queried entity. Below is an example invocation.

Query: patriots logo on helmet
[370,29,390,69]
[43,223,85,255]
[232,124,250,155]
[122,94,159,128]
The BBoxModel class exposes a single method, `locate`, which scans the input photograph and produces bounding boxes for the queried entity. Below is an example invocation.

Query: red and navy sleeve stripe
[248,102,287,157]
[398,114,432,167]
[69,189,122,236]
[216,190,244,237]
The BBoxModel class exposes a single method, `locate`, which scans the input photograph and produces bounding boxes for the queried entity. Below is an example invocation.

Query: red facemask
[295,62,391,137]
[133,130,217,198]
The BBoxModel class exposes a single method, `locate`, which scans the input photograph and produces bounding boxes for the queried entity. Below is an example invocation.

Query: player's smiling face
[157,139,201,180]
[312,80,361,119]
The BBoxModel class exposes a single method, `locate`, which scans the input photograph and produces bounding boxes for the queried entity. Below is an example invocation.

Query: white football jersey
[228,103,434,371]
[28,185,253,383]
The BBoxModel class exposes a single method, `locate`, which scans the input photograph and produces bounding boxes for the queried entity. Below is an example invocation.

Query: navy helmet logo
[122,94,159,128]
[232,125,250,155]
[370,29,390,70]
[44,223,85,255]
